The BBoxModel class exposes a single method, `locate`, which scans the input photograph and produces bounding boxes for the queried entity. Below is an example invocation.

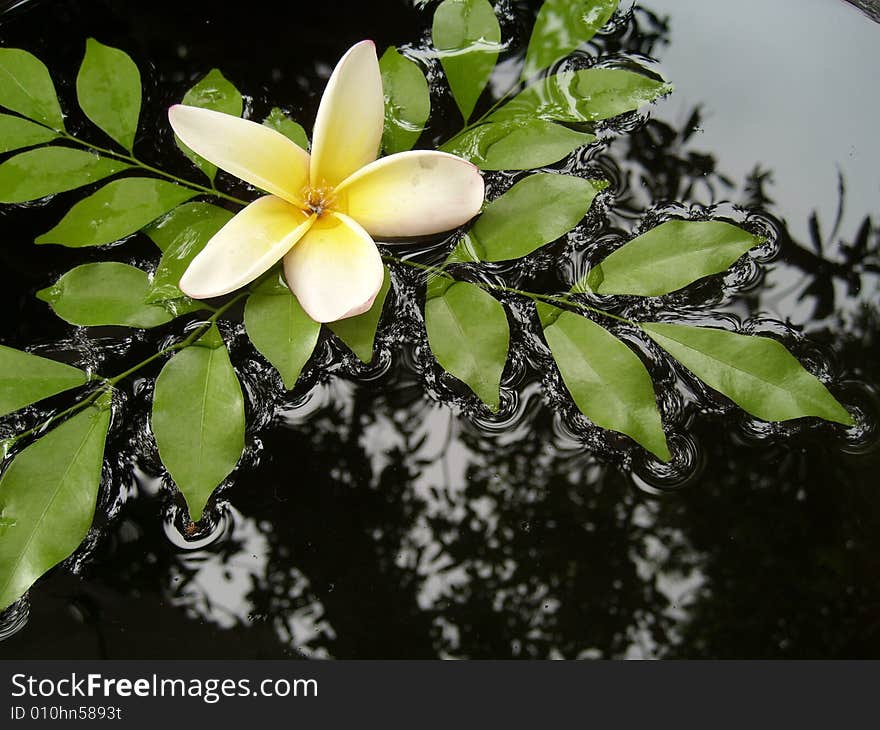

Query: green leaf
[432,0,501,121]
[37,262,176,328]
[76,39,141,152]
[262,107,308,150]
[582,220,764,296]
[0,403,111,611]
[144,202,234,303]
[328,267,392,363]
[537,304,669,460]
[523,0,619,79]
[0,48,65,130]
[425,281,509,410]
[642,323,854,426]
[0,346,87,418]
[441,119,594,170]
[489,68,672,123]
[0,147,131,204]
[244,275,320,389]
[35,177,197,247]
[379,47,431,154]
[178,69,243,182]
[454,173,606,262]
[152,325,245,521]
[0,113,59,153]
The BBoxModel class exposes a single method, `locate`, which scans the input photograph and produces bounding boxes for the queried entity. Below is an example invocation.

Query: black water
[0,0,878,658]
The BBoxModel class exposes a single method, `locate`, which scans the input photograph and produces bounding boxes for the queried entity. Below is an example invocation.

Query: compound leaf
[245,275,321,388]
[425,281,509,410]
[152,325,245,521]
[76,39,141,151]
[0,346,88,417]
[538,304,669,460]
[642,322,853,425]
[433,0,501,121]
[0,402,111,610]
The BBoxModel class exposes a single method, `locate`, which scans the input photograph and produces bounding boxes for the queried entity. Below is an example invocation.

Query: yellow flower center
[304,184,337,218]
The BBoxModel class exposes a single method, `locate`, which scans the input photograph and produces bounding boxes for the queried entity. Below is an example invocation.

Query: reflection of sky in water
[647,0,880,321]
[3,0,877,659]
[650,0,879,240]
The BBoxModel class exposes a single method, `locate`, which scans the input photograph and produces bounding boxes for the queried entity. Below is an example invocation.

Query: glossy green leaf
[0,402,111,610]
[245,275,320,389]
[453,173,606,262]
[329,267,392,363]
[35,177,197,247]
[152,325,245,521]
[178,69,243,182]
[0,48,64,130]
[144,202,234,302]
[489,68,672,123]
[0,147,130,203]
[432,0,501,121]
[523,0,619,79]
[0,113,59,153]
[642,323,854,426]
[379,47,430,154]
[441,119,594,170]
[76,39,141,151]
[37,262,176,328]
[582,220,764,296]
[425,281,509,410]
[262,107,308,150]
[537,304,669,460]
[0,346,87,417]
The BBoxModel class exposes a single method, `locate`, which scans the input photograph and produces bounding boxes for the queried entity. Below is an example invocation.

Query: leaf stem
[106,291,248,386]
[5,386,107,448]
[6,292,249,450]
[381,254,635,325]
[57,132,249,207]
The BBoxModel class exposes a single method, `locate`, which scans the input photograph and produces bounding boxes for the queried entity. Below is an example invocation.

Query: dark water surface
[0,0,878,658]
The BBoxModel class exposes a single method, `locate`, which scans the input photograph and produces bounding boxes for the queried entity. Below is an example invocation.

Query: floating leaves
[328,266,392,363]
[37,262,179,328]
[0,346,88,418]
[489,68,671,123]
[642,323,853,425]
[76,39,142,152]
[35,178,196,247]
[177,69,243,182]
[0,402,111,611]
[523,0,619,79]
[379,47,430,154]
[245,275,321,389]
[582,220,764,296]
[145,202,235,303]
[152,326,245,521]
[0,113,59,153]
[442,119,594,171]
[433,0,501,121]
[538,304,669,460]
[455,173,606,262]
[0,147,130,203]
[0,48,65,130]
[425,280,509,410]
[262,107,309,151]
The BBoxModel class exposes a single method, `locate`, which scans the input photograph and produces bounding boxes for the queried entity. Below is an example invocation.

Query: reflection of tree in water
[3,2,880,659]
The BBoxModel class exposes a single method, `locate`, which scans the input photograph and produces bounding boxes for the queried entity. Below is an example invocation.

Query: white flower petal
[180,196,314,299]
[169,105,310,206]
[335,151,485,237]
[282,212,383,323]
[309,41,384,189]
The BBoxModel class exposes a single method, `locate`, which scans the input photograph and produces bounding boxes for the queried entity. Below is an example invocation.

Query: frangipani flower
[169,41,484,322]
